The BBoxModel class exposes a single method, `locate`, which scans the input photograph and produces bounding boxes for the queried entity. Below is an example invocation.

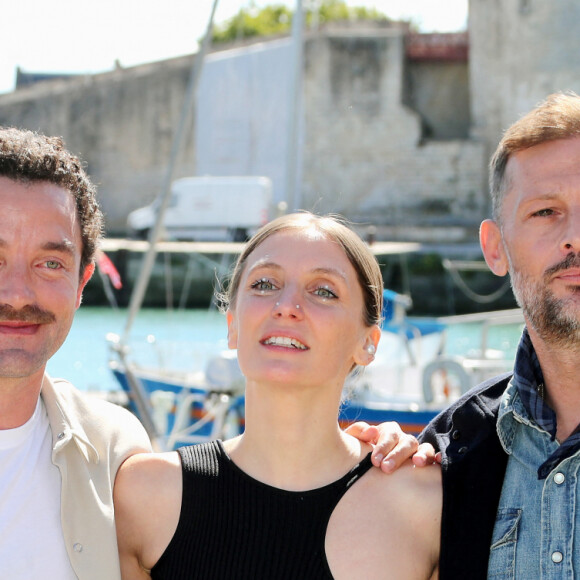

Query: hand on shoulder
[345,421,439,473]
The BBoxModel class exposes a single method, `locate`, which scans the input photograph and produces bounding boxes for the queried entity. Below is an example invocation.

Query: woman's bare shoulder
[363,460,442,507]
[326,460,441,579]
[115,451,184,574]
[354,459,442,535]
[115,451,182,523]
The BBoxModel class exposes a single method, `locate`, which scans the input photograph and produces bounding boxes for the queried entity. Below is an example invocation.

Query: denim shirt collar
[498,328,580,479]
[497,377,536,455]
[513,328,557,437]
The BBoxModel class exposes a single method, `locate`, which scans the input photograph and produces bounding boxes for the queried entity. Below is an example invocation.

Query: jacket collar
[40,374,100,464]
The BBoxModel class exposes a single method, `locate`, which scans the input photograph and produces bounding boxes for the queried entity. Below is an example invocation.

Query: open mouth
[262,336,308,350]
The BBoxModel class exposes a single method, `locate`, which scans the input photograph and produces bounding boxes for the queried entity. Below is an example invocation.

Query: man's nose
[0,262,36,309]
[561,208,580,253]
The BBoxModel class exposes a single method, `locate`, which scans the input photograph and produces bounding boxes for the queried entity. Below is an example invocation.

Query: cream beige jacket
[41,375,152,580]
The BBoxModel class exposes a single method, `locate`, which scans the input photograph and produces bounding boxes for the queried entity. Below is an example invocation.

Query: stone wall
[405,61,470,140]
[0,56,198,231]
[470,0,580,175]
[0,27,483,240]
[302,30,484,236]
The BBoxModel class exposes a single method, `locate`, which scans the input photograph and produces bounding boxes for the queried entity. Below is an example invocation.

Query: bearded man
[419,92,580,579]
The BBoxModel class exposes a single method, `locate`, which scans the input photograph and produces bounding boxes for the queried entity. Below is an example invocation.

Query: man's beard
[509,252,580,347]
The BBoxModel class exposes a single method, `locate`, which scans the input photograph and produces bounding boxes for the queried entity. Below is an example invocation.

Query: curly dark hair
[0,126,103,276]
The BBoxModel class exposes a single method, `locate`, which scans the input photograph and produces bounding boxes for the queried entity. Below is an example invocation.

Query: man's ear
[226,310,238,349]
[75,263,95,309]
[480,219,509,277]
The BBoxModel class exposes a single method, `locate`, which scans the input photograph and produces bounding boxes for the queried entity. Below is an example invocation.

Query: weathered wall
[470,0,580,172]
[302,31,484,234]
[0,56,198,231]
[0,28,481,240]
[405,61,470,140]
[404,32,470,141]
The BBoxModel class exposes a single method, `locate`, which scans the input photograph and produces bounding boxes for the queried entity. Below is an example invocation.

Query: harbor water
[47,306,524,394]
[47,307,230,393]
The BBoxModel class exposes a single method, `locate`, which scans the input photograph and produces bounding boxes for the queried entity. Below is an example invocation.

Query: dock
[100,238,422,256]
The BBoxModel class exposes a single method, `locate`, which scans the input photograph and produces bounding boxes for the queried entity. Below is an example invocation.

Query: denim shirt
[489,380,580,579]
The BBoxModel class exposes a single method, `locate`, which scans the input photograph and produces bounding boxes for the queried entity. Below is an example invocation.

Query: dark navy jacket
[419,373,512,580]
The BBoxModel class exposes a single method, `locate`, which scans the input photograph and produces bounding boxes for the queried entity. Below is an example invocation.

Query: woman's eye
[314,286,337,299]
[251,278,276,291]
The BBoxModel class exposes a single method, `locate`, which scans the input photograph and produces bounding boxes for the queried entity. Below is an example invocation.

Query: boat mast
[115,1,220,444]
[285,0,305,211]
[121,0,219,344]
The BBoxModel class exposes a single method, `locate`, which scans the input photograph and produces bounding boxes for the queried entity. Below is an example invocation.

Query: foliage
[211,0,390,44]
[212,5,291,44]
[314,0,387,25]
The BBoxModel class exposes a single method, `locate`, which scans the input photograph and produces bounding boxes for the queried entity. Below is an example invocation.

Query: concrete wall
[0,56,198,231]
[0,27,482,241]
[302,31,484,235]
[405,61,470,140]
[195,39,294,208]
[470,0,580,163]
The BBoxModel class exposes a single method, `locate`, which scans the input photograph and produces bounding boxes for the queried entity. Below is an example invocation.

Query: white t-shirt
[0,398,78,579]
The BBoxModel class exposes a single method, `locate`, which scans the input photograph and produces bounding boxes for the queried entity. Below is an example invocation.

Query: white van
[127,176,273,241]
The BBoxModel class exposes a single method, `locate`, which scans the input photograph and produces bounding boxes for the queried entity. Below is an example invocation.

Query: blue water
[46,306,524,393]
[47,306,230,392]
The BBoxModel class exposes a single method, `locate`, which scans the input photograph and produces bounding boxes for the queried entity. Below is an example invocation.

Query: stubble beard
[508,253,580,348]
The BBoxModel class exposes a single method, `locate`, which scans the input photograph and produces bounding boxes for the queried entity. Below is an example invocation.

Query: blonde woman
[115,213,441,579]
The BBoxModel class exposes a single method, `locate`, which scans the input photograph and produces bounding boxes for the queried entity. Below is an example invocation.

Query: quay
[90,238,515,316]
[99,238,422,256]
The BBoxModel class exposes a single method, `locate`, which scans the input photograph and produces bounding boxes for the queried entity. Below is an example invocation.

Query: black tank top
[151,440,373,579]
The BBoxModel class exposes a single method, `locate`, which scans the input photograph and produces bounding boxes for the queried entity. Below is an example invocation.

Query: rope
[442,259,511,304]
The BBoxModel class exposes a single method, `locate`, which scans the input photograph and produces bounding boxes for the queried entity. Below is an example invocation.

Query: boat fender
[150,390,176,435]
[205,351,244,392]
[422,358,471,404]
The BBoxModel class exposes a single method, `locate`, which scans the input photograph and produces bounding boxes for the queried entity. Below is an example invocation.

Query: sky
[1,0,467,95]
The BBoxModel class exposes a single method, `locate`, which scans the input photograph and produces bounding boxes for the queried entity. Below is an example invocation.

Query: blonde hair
[220,212,383,327]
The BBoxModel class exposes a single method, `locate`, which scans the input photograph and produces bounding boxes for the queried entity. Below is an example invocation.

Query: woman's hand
[345,421,440,473]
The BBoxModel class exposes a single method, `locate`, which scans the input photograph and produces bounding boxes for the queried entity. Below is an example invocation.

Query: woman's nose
[272,294,303,318]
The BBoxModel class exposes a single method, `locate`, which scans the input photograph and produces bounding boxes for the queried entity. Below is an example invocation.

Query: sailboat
[107,0,524,451]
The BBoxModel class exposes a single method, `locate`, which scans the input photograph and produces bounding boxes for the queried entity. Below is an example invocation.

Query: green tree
[211,0,390,44]
[314,0,387,25]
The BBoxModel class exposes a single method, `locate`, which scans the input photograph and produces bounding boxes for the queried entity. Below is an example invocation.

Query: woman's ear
[226,310,238,349]
[480,219,509,277]
[354,325,381,366]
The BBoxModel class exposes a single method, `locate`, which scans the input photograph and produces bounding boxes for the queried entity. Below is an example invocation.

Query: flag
[96,251,123,289]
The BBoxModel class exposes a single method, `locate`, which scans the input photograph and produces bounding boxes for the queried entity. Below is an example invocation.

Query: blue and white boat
[105,0,523,449]
[108,282,523,450]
